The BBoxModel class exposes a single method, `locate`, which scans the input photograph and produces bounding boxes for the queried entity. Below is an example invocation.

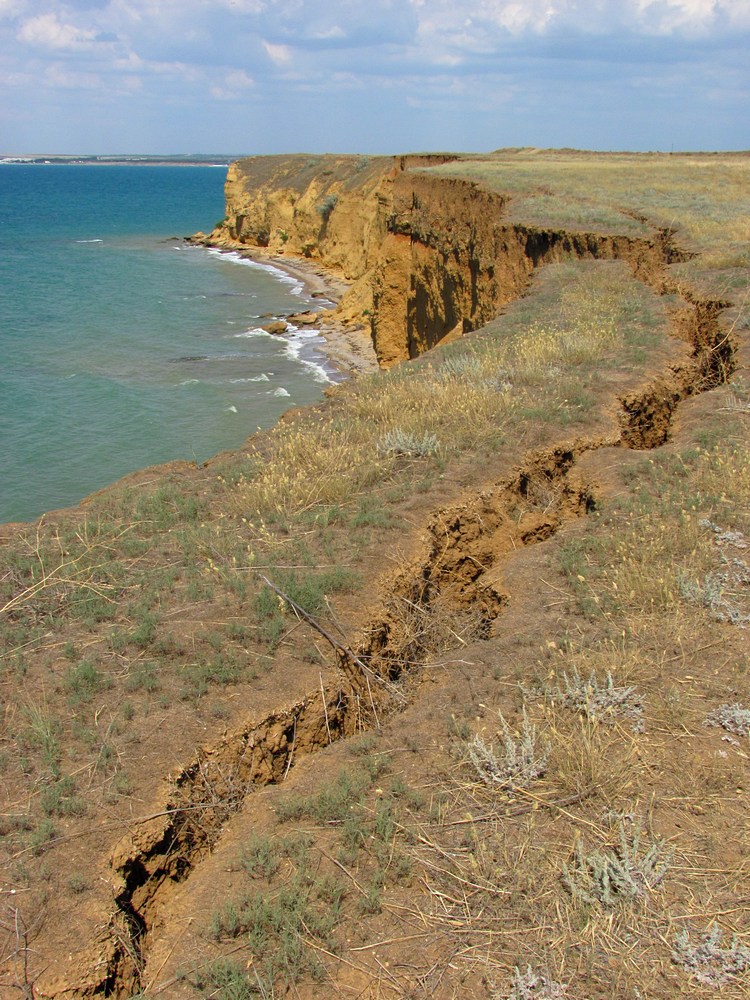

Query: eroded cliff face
[210,154,675,368]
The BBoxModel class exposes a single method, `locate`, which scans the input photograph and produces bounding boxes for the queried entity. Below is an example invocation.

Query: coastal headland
[1,149,749,999]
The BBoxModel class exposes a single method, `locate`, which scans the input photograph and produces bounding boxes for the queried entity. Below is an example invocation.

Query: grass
[429,150,750,272]
[191,748,412,995]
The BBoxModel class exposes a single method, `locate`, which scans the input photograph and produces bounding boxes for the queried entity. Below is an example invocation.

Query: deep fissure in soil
[77,226,736,998]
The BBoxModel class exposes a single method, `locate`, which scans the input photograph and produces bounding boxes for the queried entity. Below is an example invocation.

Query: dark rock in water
[172,355,209,362]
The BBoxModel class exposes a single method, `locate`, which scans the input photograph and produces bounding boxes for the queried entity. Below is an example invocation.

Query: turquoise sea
[0,165,336,525]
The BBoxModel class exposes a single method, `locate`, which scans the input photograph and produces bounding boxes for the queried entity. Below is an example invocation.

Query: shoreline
[189,235,379,378]
[0,242,378,531]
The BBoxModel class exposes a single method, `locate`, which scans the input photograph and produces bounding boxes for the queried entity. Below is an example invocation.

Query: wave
[204,248,305,296]
[233,326,274,340]
[75,239,103,243]
[282,324,333,384]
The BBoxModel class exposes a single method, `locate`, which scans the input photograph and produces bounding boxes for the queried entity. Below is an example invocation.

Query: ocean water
[0,165,336,525]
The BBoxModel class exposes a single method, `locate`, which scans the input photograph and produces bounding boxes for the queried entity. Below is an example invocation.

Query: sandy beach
[189,234,379,378]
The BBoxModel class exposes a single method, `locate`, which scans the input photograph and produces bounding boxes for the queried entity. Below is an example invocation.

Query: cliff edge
[203,152,692,369]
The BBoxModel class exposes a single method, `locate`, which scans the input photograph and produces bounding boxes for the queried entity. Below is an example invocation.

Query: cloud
[260,40,291,66]
[18,12,102,50]
[0,0,747,152]
[210,67,255,99]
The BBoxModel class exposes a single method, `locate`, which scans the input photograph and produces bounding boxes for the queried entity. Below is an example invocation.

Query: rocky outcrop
[208,153,677,368]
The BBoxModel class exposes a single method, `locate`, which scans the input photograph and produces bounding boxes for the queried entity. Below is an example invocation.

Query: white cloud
[0,0,746,152]
[0,0,27,18]
[263,39,291,62]
[18,12,101,50]
[210,67,255,98]
[44,62,102,89]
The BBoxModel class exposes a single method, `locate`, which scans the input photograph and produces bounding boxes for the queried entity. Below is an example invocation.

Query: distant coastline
[0,153,240,166]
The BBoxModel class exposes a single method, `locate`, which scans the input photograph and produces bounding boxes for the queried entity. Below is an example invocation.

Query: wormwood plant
[705,703,750,737]
[562,818,671,907]
[494,966,568,999]
[555,667,644,731]
[467,708,550,791]
[377,428,440,458]
[672,925,750,987]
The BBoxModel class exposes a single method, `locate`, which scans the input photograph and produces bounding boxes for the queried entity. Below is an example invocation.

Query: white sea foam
[76,239,103,243]
[282,324,333,384]
[233,326,273,339]
[179,378,200,385]
[272,387,290,398]
[230,374,270,383]
[205,248,304,296]
[226,404,238,413]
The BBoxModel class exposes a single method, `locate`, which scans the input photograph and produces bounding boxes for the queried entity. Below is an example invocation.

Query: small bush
[705,703,750,737]
[190,957,261,1000]
[316,194,338,220]
[672,924,750,987]
[377,428,439,458]
[467,708,549,791]
[495,966,568,999]
[40,775,86,817]
[64,660,105,703]
[240,833,282,879]
[562,818,671,907]
[556,667,644,731]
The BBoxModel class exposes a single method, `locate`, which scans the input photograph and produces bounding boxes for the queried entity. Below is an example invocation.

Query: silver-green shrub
[672,924,750,987]
[562,819,671,907]
[556,667,644,731]
[377,428,439,458]
[468,708,549,791]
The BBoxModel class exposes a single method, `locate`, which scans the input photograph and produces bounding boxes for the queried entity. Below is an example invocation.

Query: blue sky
[1,0,748,154]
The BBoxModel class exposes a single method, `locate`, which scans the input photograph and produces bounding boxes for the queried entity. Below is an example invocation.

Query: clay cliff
[204,154,676,368]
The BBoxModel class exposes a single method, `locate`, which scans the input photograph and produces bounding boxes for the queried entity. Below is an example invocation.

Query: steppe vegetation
[0,150,749,999]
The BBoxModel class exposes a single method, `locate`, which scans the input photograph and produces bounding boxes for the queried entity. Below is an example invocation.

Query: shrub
[316,194,338,220]
[672,924,750,987]
[562,819,671,907]
[705,703,750,737]
[467,708,549,791]
[377,428,439,458]
[556,667,644,731]
[495,966,568,999]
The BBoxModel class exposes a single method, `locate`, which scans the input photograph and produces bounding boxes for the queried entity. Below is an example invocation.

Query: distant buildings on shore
[0,154,236,166]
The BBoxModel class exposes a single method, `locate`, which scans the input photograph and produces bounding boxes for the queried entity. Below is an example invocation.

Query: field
[1,149,749,999]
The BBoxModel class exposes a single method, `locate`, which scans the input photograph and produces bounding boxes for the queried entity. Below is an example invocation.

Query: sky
[1,0,748,155]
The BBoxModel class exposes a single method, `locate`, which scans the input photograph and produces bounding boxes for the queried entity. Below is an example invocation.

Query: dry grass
[224,261,664,529]
[430,151,750,271]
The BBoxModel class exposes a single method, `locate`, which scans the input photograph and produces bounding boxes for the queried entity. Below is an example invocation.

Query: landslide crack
[90,217,737,1000]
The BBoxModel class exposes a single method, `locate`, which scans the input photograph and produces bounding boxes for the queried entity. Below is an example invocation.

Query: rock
[290,312,318,326]
[263,320,288,335]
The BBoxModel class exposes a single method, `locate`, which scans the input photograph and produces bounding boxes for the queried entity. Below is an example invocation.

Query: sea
[0,164,338,525]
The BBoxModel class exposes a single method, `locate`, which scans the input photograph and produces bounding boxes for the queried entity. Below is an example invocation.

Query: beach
[188,233,379,378]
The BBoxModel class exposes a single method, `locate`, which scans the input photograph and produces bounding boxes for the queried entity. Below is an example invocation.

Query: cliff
[206,153,677,368]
